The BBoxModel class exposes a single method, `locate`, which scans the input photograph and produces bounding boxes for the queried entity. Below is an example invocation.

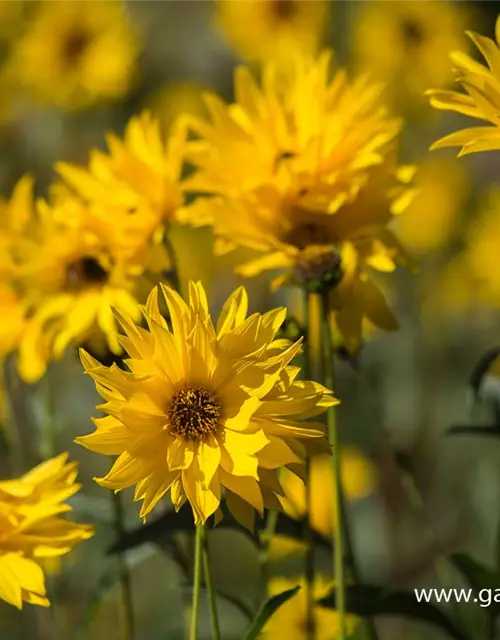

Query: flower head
[214,0,328,65]
[12,186,148,382]
[56,111,186,251]
[0,453,93,608]
[76,282,336,527]
[12,0,138,109]
[263,576,358,640]
[353,0,469,110]
[429,15,500,155]
[184,53,415,351]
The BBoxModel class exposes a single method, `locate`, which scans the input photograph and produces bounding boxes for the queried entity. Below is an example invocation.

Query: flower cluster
[0,454,93,609]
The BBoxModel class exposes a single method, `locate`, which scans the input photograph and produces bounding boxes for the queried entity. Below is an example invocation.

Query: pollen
[167,387,222,441]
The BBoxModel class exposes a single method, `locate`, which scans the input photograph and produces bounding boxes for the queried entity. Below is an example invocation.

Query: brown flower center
[271,0,297,21]
[402,19,425,48]
[167,387,222,441]
[66,257,108,289]
[63,29,91,64]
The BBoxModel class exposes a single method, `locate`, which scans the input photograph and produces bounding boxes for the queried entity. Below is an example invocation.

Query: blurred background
[3,1,500,638]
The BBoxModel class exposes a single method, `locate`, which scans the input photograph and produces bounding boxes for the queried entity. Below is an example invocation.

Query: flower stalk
[112,493,135,640]
[201,527,222,640]
[321,293,347,640]
[190,524,204,640]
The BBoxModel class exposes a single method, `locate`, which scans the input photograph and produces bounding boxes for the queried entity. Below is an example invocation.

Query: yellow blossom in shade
[13,188,147,383]
[429,15,500,155]
[214,0,328,64]
[184,53,415,351]
[0,174,35,279]
[0,453,93,609]
[76,282,336,527]
[395,157,469,254]
[263,576,358,640]
[12,0,138,109]
[56,112,186,255]
[353,0,469,111]
[436,188,500,310]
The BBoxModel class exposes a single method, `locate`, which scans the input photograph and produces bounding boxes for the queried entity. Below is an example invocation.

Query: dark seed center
[167,387,221,441]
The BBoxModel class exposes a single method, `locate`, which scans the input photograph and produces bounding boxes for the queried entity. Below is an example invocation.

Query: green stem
[304,291,322,639]
[261,508,279,593]
[321,294,346,640]
[112,493,135,640]
[190,524,204,640]
[201,527,222,640]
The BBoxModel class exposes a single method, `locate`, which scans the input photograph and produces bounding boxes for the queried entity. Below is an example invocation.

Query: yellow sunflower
[56,112,186,254]
[0,174,35,279]
[0,453,93,608]
[353,0,469,111]
[12,0,138,109]
[76,282,336,527]
[429,14,500,155]
[214,0,328,64]
[13,187,147,383]
[184,53,415,351]
[263,576,358,640]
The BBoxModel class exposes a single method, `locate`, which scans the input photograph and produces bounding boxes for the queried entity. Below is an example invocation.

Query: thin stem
[201,527,222,640]
[304,291,322,639]
[321,294,346,640]
[190,524,204,640]
[112,493,135,640]
[261,508,279,592]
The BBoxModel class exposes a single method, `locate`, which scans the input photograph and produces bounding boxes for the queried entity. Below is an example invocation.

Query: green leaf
[75,566,120,639]
[450,553,498,593]
[243,586,300,640]
[446,425,500,438]
[319,585,470,640]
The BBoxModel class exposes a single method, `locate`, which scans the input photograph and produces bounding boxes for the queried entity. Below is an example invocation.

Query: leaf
[450,553,498,593]
[446,425,500,438]
[319,585,470,640]
[469,346,500,400]
[243,586,300,640]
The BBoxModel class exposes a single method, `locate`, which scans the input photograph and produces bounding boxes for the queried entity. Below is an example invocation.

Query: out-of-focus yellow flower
[12,187,148,383]
[76,282,336,526]
[353,0,469,111]
[436,188,500,310]
[185,52,415,352]
[148,82,208,133]
[57,112,186,257]
[429,14,500,155]
[263,575,358,640]
[214,0,328,64]
[396,157,469,254]
[0,175,35,279]
[281,448,377,537]
[0,453,93,609]
[12,0,138,109]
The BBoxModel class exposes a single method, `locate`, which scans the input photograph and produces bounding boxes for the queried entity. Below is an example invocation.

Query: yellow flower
[353,0,469,111]
[0,453,93,609]
[0,174,35,279]
[12,0,138,109]
[429,15,500,155]
[13,187,146,383]
[76,282,336,526]
[436,188,500,310]
[263,576,358,640]
[214,0,329,64]
[395,157,469,254]
[56,111,186,253]
[281,448,376,537]
[184,53,415,351]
